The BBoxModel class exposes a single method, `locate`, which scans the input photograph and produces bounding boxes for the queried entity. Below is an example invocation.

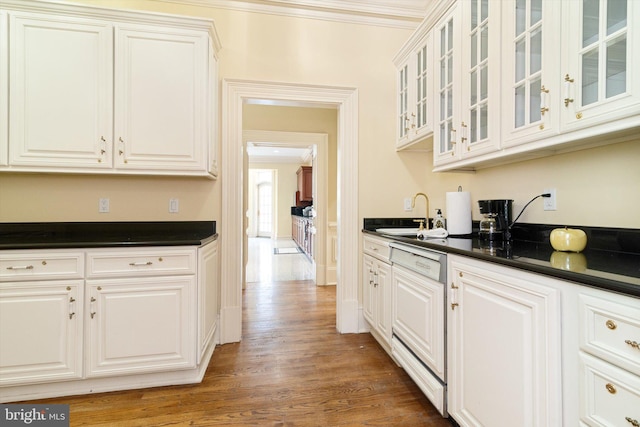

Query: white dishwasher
[389,242,448,417]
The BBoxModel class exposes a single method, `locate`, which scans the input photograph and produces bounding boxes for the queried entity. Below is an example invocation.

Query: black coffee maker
[478,199,513,241]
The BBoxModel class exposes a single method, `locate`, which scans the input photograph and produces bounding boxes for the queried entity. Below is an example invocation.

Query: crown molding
[157,0,425,29]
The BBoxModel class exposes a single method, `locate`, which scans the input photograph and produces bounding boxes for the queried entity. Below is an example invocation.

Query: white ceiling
[247,142,314,163]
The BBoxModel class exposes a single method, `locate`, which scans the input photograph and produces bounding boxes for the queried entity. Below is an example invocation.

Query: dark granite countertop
[364,218,640,298]
[0,221,217,249]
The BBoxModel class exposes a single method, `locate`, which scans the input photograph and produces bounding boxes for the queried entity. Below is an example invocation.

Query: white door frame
[220,79,359,342]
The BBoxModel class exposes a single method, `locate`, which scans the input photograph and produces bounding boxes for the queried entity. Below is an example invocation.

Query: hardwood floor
[31,280,452,426]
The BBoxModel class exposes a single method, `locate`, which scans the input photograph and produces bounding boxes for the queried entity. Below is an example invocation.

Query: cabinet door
[86,276,196,377]
[561,0,640,131]
[448,256,562,427]
[434,5,462,165]
[501,0,561,147]
[198,240,219,364]
[397,61,411,146]
[362,254,376,326]
[114,24,208,173]
[0,10,7,168]
[8,12,113,169]
[459,0,501,157]
[375,261,392,346]
[0,281,83,386]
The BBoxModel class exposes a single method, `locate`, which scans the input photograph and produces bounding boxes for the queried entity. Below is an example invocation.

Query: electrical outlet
[404,197,413,212]
[169,198,179,213]
[99,198,110,213]
[543,188,557,211]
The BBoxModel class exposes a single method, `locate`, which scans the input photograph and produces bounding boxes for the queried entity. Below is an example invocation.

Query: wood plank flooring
[29,280,453,426]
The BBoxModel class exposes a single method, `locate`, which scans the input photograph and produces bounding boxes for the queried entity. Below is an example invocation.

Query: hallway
[33,241,451,426]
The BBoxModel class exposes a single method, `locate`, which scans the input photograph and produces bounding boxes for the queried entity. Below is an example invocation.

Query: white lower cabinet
[0,280,84,386]
[0,241,218,401]
[362,235,392,352]
[447,255,562,427]
[85,276,195,377]
[575,288,640,426]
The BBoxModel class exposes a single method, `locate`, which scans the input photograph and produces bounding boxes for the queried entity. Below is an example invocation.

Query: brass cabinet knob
[606,320,617,330]
[605,383,616,394]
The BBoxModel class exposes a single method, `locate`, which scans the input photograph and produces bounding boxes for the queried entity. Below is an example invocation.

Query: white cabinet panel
[198,239,219,363]
[8,12,113,168]
[0,10,8,168]
[86,276,196,377]
[580,352,640,427]
[0,280,83,385]
[392,263,445,379]
[86,248,196,279]
[0,251,84,281]
[448,255,562,427]
[561,0,640,132]
[114,25,208,173]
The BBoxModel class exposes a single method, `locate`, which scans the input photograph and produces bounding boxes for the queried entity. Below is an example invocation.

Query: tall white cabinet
[0,0,220,177]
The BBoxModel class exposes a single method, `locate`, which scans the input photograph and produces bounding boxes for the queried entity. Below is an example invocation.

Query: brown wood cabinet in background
[297,166,312,202]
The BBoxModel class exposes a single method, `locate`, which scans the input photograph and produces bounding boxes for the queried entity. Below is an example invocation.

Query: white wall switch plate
[169,198,179,213]
[99,198,110,213]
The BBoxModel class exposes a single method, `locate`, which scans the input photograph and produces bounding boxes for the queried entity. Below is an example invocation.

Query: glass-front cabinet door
[459,0,501,158]
[501,0,561,147]
[397,62,410,145]
[561,0,640,131]
[433,4,460,165]
[395,33,433,150]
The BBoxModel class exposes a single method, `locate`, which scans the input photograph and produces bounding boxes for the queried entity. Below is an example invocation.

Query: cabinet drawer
[580,293,640,376]
[86,248,196,278]
[580,352,640,427]
[0,251,84,281]
[363,236,391,262]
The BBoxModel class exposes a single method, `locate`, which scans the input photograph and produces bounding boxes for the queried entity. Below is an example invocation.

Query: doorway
[220,79,360,343]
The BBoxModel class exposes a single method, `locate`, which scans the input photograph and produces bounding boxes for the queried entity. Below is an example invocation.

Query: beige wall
[244,105,338,224]
[1,0,638,230]
[248,163,299,239]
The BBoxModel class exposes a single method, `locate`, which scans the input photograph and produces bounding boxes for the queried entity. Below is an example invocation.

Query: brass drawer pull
[606,320,617,330]
[605,383,616,394]
[625,340,640,350]
[626,417,640,427]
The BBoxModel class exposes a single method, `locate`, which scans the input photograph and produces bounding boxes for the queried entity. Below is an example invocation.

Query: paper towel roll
[446,191,472,236]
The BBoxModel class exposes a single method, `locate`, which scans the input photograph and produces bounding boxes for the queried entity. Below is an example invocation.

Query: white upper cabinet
[402,0,639,171]
[1,0,219,178]
[8,12,114,169]
[433,5,460,165]
[394,30,434,150]
[434,0,501,167]
[500,0,561,147]
[114,24,209,173]
[560,0,640,132]
[0,10,8,168]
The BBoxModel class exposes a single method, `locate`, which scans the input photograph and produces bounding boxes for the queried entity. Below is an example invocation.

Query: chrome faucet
[412,192,430,230]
